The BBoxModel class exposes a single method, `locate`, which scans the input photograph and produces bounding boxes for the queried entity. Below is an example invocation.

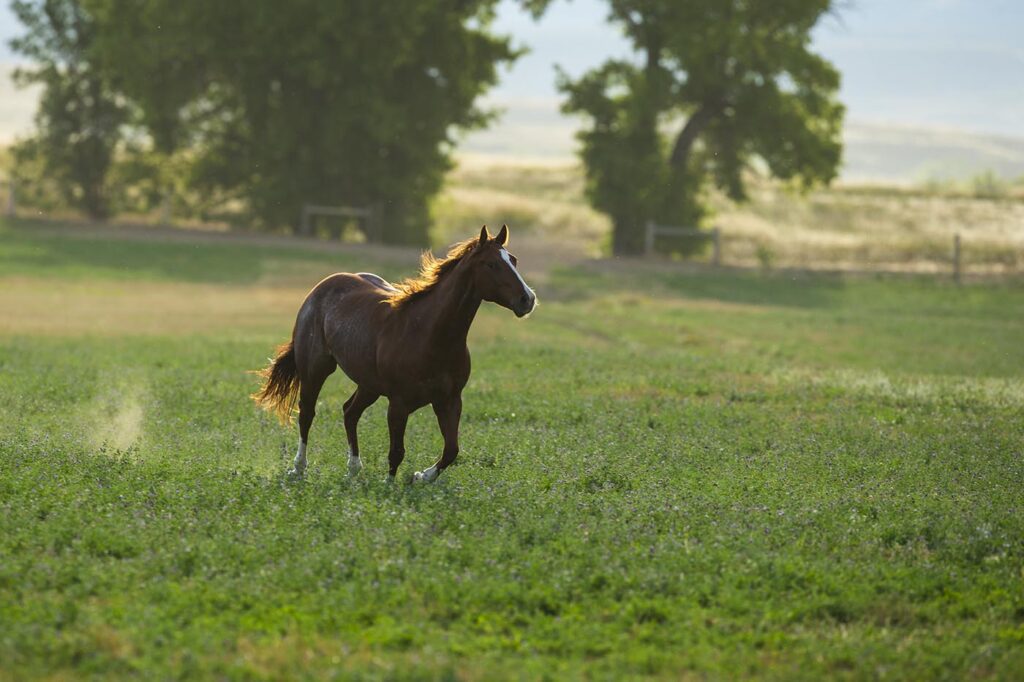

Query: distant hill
[841,123,1024,184]
[458,97,1024,184]
[3,64,1023,184]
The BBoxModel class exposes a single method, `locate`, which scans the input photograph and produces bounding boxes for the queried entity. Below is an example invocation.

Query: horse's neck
[415,268,480,345]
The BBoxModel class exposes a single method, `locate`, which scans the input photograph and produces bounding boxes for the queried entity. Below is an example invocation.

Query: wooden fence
[644,221,721,266]
[645,220,970,283]
[300,203,376,241]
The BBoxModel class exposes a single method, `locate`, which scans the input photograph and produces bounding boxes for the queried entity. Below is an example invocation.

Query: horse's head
[469,225,536,318]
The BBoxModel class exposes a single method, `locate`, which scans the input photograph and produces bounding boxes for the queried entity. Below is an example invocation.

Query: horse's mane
[387,238,479,307]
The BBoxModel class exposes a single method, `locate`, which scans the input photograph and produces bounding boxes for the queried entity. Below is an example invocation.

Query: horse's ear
[496,224,509,246]
[479,225,490,243]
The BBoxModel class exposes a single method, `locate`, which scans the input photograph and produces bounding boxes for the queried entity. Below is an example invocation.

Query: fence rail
[645,221,721,266]
[300,203,375,240]
[644,221,970,283]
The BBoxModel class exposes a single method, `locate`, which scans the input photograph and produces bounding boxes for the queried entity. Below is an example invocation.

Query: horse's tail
[252,340,300,425]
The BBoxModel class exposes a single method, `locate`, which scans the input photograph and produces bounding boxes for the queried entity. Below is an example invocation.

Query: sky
[479,0,1024,137]
[1,0,1022,146]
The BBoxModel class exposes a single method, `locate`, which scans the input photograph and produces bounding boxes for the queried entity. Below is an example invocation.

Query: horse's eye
[510,255,518,267]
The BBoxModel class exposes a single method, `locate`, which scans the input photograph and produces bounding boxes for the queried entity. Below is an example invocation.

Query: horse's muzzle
[514,291,537,318]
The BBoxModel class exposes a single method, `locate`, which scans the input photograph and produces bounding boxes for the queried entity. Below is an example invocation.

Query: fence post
[712,227,722,267]
[5,180,14,217]
[953,233,962,284]
[300,204,311,236]
[644,221,655,256]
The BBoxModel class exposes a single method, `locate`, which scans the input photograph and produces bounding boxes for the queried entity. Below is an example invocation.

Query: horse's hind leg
[342,387,378,475]
[291,357,335,476]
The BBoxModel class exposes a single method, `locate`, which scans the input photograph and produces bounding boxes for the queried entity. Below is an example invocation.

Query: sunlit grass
[1,219,1023,679]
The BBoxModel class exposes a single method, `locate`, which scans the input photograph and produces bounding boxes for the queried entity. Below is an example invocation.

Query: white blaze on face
[499,248,534,301]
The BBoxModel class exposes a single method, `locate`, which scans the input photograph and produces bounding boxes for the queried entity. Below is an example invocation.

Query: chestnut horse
[253,225,536,482]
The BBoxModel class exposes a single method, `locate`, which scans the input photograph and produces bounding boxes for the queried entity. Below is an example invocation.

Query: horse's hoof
[413,467,440,483]
[287,467,305,479]
[348,457,362,476]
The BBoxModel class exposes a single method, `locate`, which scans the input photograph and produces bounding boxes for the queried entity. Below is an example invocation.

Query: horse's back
[356,272,398,292]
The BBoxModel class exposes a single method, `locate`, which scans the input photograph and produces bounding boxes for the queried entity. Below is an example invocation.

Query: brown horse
[253,225,536,482]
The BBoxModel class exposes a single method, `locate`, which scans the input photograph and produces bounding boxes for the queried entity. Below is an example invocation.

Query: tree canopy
[93,0,529,243]
[10,0,128,219]
[560,0,845,255]
[12,0,539,243]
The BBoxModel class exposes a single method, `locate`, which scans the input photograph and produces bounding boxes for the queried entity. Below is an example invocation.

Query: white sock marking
[414,465,440,483]
[291,441,307,475]
[348,449,362,475]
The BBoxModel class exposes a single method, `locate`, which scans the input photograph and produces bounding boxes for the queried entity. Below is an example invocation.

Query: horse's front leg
[414,395,462,483]
[386,401,409,481]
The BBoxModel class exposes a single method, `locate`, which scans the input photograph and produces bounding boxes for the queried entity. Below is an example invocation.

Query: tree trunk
[379,203,430,247]
[612,216,646,256]
[669,103,721,171]
[659,102,723,243]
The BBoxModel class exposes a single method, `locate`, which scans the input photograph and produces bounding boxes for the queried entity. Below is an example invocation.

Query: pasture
[1,218,1023,679]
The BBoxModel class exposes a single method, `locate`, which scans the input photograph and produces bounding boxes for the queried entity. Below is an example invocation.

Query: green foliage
[2,221,1024,677]
[560,0,845,255]
[10,1,546,241]
[970,170,1008,199]
[79,0,532,242]
[9,0,129,219]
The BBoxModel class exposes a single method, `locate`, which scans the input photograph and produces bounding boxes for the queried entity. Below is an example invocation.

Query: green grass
[1,218,1023,679]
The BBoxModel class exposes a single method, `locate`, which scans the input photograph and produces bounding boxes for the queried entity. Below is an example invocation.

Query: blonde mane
[387,238,479,307]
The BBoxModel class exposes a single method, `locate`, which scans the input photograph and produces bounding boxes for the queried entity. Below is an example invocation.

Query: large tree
[559,0,845,255]
[84,0,533,244]
[9,0,128,219]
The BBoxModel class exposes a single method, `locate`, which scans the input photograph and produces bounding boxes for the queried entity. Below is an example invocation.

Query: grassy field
[1,218,1023,679]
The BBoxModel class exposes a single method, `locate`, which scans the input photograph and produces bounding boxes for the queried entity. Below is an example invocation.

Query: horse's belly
[375,345,469,406]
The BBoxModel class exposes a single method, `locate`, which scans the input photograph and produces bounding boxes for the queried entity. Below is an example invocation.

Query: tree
[84,0,535,244]
[559,0,845,255]
[9,0,128,219]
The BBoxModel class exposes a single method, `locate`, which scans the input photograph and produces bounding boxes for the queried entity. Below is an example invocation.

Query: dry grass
[0,277,303,337]
[435,156,610,259]
[0,275,535,340]
[443,156,1024,275]
[711,181,1024,273]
